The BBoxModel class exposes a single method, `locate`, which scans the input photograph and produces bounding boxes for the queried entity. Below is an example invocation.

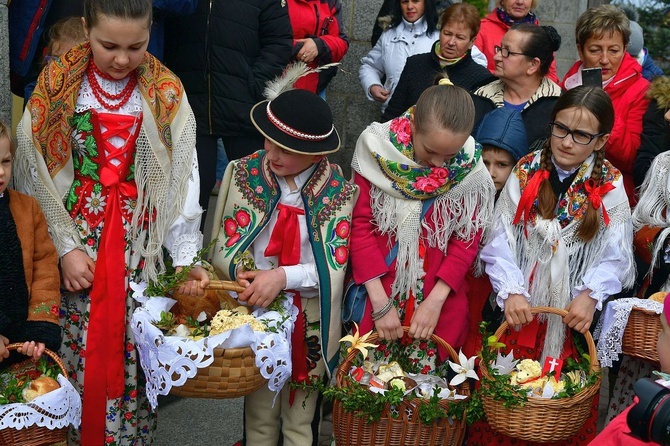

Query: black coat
[633,99,670,187]
[164,0,293,137]
[382,44,496,121]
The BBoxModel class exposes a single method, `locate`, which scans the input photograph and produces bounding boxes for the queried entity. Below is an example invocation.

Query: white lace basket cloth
[130,282,298,410]
[0,374,82,431]
[594,297,664,367]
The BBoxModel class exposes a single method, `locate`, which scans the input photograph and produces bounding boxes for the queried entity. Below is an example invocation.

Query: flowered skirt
[60,214,155,445]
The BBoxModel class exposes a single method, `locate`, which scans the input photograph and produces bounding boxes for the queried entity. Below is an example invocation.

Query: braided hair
[535,86,614,242]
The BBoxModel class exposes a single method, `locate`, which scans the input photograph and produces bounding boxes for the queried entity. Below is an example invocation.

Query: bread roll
[22,376,60,402]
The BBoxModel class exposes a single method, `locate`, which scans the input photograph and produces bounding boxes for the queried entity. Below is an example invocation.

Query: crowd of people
[1,0,669,445]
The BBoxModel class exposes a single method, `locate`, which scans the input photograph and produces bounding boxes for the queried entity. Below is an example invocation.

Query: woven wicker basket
[622,306,662,363]
[479,306,601,443]
[332,327,469,446]
[0,344,68,446]
[169,346,267,398]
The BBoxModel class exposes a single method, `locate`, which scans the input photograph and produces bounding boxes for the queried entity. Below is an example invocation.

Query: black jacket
[382,44,495,121]
[633,99,670,187]
[164,0,293,137]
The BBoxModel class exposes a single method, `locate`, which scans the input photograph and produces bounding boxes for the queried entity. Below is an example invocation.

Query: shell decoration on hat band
[265,102,334,142]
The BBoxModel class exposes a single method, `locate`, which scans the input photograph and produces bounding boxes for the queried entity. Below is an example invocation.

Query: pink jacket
[349,173,480,359]
[474,10,559,84]
[561,54,650,205]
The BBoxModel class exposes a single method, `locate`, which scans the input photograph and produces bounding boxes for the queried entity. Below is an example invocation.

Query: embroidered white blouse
[480,158,634,311]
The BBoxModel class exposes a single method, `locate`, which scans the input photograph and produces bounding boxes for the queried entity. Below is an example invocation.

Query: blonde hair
[47,17,86,56]
[413,74,475,136]
[0,121,15,159]
[576,4,630,48]
[497,0,538,12]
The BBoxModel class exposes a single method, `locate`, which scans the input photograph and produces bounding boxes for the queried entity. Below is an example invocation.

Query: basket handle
[6,343,67,378]
[335,326,460,387]
[493,306,600,372]
[174,279,246,293]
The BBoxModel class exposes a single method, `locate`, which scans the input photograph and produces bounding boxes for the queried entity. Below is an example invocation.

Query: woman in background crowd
[382,2,495,121]
[359,0,438,114]
[561,4,649,205]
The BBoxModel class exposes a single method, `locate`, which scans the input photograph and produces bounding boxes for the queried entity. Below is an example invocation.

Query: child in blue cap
[463,106,528,357]
[475,107,528,196]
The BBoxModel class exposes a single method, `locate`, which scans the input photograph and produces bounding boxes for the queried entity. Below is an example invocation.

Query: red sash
[81,112,141,445]
[264,203,310,405]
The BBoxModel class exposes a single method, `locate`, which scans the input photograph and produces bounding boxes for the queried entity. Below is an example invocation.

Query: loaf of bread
[22,376,60,402]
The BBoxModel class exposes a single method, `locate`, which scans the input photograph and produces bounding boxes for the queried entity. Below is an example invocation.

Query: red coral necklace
[87,61,137,110]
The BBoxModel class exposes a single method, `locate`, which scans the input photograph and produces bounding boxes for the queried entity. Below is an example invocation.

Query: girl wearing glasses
[471,86,634,445]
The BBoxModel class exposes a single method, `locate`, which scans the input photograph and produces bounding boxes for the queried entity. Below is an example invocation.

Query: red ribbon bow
[584,178,615,225]
[513,169,550,226]
[263,203,309,406]
[264,204,305,266]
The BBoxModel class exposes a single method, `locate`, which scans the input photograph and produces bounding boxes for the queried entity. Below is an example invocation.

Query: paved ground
[154,394,334,446]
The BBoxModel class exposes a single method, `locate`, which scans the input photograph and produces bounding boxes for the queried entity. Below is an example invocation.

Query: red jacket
[288,0,348,93]
[474,10,558,84]
[589,404,651,445]
[349,173,481,359]
[561,54,650,205]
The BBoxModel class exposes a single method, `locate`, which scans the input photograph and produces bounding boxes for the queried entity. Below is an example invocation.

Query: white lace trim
[170,232,204,266]
[0,375,82,430]
[130,284,298,410]
[75,72,143,114]
[495,285,530,310]
[593,297,663,367]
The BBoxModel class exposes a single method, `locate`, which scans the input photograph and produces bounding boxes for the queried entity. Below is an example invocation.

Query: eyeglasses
[549,122,604,145]
[494,45,527,58]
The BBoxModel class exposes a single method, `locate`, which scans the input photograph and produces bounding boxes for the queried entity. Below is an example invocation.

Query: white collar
[400,16,427,35]
[276,163,317,192]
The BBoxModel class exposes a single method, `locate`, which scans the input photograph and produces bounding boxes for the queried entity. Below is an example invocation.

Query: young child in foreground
[0,121,61,367]
[211,88,358,445]
[349,76,495,374]
[15,0,209,443]
[471,86,635,445]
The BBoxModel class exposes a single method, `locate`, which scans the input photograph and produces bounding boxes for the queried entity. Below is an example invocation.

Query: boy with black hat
[211,87,358,445]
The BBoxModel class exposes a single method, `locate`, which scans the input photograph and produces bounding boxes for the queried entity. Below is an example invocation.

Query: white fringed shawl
[633,151,670,282]
[351,120,495,298]
[499,151,635,361]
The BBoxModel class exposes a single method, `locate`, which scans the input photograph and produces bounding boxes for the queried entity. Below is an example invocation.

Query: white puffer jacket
[359,16,436,112]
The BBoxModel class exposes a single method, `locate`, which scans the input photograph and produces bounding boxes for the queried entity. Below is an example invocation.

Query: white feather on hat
[263,61,341,100]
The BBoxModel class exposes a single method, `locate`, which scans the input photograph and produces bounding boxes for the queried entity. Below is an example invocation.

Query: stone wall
[326,0,588,176]
[0,1,10,126]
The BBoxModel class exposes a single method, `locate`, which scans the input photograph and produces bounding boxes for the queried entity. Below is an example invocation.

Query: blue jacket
[641,48,664,82]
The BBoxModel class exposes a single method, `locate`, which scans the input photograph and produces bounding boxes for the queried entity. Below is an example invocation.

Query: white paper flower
[448,349,478,386]
[174,324,190,337]
[492,351,518,375]
[196,311,207,322]
[130,281,148,303]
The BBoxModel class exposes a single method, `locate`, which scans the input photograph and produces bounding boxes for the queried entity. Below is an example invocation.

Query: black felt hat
[251,89,340,155]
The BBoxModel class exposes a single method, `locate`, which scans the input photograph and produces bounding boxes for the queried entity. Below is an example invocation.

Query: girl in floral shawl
[349,78,495,374]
